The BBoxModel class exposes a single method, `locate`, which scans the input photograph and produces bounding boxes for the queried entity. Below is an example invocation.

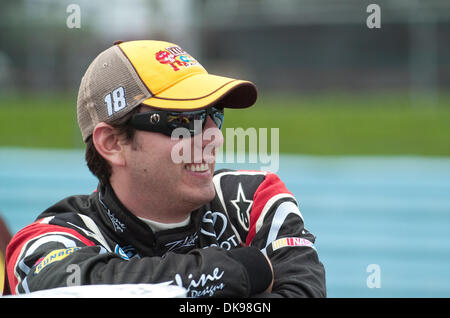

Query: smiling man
[5,40,326,297]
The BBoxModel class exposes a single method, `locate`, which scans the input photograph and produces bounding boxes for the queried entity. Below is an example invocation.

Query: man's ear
[92,122,126,167]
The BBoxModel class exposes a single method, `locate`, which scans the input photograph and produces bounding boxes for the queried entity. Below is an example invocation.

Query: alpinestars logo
[230,183,253,231]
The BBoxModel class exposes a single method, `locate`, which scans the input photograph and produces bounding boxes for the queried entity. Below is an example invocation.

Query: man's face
[122,113,224,211]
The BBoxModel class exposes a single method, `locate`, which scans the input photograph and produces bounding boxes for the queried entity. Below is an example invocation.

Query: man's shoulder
[212,169,268,199]
[211,168,294,215]
[8,192,103,252]
[36,192,97,221]
[210,169,297,244]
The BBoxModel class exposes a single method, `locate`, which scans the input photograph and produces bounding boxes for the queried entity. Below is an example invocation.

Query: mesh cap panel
[77,45,151,141]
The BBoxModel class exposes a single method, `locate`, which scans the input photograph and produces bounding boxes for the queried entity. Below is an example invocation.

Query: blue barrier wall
[1,148,449,297]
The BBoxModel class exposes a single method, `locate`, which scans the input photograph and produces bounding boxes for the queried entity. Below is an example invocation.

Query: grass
[0,92,82,149]
[1,91,450,156]
[224,92,450,156]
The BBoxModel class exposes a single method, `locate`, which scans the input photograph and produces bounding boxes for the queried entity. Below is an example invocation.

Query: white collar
[137,215,191,232]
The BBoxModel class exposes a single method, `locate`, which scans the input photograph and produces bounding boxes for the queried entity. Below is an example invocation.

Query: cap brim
[140,73,257,111]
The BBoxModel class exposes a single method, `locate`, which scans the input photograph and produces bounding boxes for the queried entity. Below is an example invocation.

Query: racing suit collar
[96,182,158,254]
[96,182,203,256]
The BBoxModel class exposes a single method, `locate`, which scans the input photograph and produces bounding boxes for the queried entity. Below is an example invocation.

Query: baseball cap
[77,40,257,141]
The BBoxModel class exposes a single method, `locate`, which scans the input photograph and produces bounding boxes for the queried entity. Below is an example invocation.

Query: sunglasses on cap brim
[129,106,224,137]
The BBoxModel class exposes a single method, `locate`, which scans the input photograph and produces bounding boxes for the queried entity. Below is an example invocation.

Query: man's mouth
[184,163,210,172]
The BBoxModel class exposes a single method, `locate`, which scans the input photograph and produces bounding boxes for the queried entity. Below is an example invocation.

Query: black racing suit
[6,169,326,297]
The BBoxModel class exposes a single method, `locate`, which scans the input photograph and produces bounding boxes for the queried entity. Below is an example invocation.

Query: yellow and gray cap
[77,40,257,142]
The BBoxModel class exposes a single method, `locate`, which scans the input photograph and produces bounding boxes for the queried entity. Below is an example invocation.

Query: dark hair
[85,108,140,185]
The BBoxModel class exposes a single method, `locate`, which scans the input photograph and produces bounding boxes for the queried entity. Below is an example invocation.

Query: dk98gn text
[179,301,270,315]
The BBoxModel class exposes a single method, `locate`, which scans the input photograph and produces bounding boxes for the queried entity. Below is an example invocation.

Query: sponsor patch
[155,46,200,71]
[271,237,315,251]
[35,247,81,274]
[114,245,130,260]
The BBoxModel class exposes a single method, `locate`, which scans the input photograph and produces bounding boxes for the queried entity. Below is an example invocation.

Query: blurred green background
[1,0,449,156]
[1,91,450,156]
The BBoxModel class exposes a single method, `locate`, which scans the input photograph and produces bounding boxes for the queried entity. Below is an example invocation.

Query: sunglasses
[129,107,224,137]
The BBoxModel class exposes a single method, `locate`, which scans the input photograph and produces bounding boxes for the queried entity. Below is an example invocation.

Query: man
[5,40,326,297]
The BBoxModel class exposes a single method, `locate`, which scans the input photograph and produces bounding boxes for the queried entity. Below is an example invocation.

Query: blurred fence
[0,0,449,97]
